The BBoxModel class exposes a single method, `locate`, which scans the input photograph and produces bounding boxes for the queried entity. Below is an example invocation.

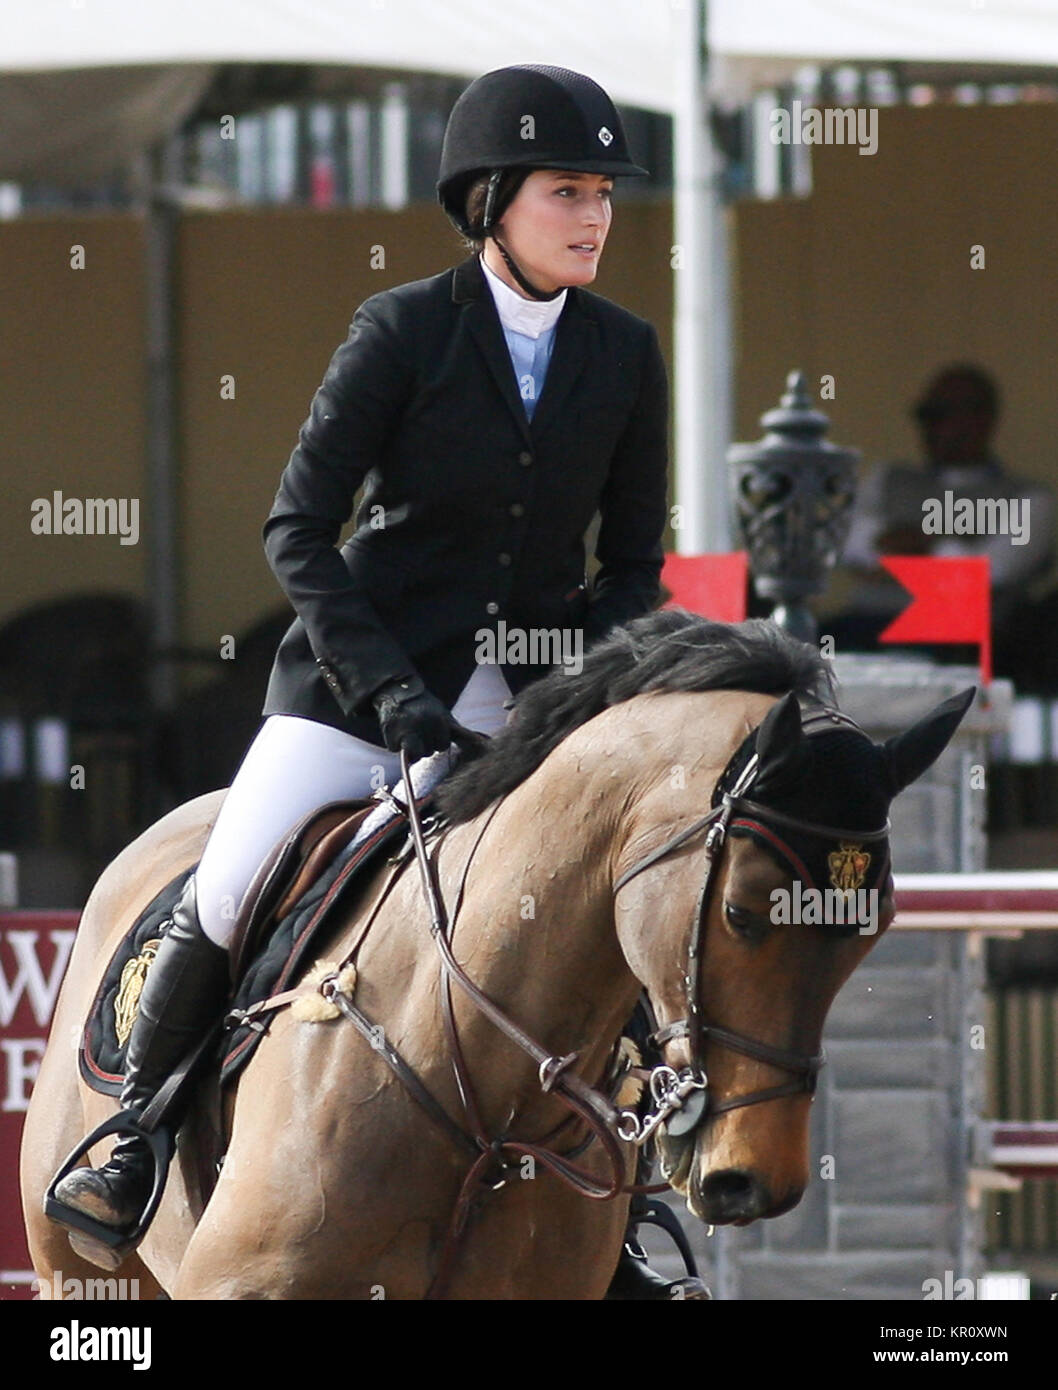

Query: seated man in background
[833,364,1056,686]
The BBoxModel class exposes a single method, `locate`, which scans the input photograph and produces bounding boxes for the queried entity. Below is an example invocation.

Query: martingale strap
[398,754,629,1191]
[320,977,481,1159]
[393,751,647,1299]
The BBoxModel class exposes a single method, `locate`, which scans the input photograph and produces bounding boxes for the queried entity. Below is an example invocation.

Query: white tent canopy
[4,0,1057,567]
[0,0,676,182]
[711,0,1058,95]
[714,0,1057,60]
[4,1,1058,182]
[0,0,674,99]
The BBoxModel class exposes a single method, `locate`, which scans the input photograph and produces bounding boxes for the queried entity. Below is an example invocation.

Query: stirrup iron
[44,1111,175,1270]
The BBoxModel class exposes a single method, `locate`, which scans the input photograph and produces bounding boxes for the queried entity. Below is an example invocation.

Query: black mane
[435,610,834,825]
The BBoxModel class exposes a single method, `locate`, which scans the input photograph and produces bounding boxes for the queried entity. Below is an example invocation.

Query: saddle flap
[228,799,376,982]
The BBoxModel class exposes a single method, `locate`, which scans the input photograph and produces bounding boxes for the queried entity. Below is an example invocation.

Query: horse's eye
[723,900,768,941]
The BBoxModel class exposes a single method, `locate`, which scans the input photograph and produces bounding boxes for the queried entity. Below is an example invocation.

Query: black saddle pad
[79,803,428,1097]
[79,866,195,1097]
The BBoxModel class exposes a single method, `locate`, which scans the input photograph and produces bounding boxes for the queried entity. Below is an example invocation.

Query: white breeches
[193,663,512,947]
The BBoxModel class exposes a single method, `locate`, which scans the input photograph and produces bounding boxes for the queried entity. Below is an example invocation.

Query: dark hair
[460,168,532,252]
[918,364,1000,420]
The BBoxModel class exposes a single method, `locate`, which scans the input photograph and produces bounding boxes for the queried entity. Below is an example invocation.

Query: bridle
[611,707,892,1145]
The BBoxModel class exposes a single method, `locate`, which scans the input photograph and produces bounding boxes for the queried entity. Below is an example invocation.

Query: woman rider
[51,64,702,1298]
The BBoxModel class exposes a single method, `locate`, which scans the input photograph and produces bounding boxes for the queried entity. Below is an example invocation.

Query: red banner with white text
[0,913,78,1300]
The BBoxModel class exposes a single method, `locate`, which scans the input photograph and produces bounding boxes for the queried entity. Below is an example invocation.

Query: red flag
[878,556,991,683]
[661,552,748,623]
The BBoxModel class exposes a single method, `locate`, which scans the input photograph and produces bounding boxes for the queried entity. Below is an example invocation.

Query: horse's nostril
[704,1170,754,1202]
[698,1168,767,1221]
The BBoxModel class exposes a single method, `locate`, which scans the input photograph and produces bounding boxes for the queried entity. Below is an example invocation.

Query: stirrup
[44,1110,174,1271]
[604,1198,711,1300]
[634,1197,702,1282]
[605,1241,712,1300]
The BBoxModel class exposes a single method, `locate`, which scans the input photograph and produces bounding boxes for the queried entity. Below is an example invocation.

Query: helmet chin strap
[482,167,566,303]
[492,239,565,301]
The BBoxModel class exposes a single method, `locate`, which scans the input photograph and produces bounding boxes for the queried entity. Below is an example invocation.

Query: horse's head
[614,683,975,1228]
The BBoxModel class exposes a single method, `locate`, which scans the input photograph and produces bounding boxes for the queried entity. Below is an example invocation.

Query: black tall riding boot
[605,1189,711,1300]
[52,873,229,1237]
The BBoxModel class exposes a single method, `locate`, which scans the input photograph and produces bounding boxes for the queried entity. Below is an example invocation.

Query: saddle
[227,796,377,982]
[79,790,438,1098]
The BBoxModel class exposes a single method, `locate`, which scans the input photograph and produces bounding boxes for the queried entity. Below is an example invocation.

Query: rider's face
[485,169,614,296]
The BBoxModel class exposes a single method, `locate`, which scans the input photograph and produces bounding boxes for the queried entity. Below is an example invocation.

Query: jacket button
[497,553,511,566]
[486,601,499,615]
[518,451,533,467]
[509,502,524,517]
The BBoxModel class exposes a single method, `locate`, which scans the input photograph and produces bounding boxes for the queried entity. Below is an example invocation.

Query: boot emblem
[827,843,870,891]
[114,940,162,1046]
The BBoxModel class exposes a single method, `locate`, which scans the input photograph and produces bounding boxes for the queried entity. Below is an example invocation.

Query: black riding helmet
[437,64,650,301]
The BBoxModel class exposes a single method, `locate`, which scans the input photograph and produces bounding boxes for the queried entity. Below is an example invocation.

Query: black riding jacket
[262,252,669,744]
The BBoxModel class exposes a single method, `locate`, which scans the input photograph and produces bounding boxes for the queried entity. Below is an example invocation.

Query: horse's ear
[752,692,806,787]
[883,686,977,795]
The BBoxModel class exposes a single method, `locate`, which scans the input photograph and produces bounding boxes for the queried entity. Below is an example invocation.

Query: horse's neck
[442,690,772,1087]
[448,723,635,1056]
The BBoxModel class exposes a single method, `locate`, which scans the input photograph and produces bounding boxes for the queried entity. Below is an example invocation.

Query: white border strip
[895,872,1058,891]
[895,912,1058,930]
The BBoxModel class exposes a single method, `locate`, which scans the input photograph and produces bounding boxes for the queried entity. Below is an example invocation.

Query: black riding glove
[371,674,460,762]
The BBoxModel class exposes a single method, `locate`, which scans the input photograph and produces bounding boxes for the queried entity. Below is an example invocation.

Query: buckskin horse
[20,612,973,1299]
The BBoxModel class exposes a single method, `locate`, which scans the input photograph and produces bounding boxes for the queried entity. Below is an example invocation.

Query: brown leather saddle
[226,796,380,985]
[79,793,421,1102]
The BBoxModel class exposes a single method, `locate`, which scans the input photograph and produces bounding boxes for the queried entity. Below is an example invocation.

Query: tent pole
[674,0,734,554]
[132,142,181,713]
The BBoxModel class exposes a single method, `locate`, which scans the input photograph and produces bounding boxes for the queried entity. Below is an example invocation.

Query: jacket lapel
[452,254,594,445]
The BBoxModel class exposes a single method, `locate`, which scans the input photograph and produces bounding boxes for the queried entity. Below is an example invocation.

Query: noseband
[613,708,891,1145]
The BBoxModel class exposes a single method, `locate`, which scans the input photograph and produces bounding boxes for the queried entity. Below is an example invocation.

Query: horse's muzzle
[689,1167,792,1225]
